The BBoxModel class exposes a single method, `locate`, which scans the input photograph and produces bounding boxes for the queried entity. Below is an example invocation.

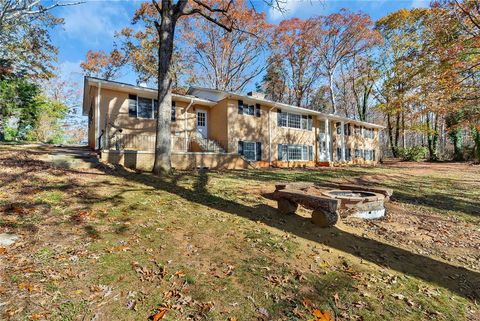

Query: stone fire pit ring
[322,189,386,219]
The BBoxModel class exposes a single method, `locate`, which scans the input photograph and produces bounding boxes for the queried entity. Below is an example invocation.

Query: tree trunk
[426,113,439,161]
[387,113,397,158]
[472,127,480,163]
[394,112,401,152]
[153,4,176,175]
[449,128,463,161]
[0,115,4,141]
[328,71,336,114]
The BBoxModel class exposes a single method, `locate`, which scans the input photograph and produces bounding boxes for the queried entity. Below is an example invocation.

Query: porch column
[325,118,330,162]
[340,121,345,161]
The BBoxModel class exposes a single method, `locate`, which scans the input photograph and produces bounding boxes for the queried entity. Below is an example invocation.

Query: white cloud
[57,60,83,79]
[268,0,308,21]
[59,1,130,46]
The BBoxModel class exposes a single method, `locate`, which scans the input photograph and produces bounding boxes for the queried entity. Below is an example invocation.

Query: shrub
[396,146,427,162]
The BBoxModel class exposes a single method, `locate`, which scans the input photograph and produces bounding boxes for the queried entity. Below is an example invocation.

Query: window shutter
[307,115,313,130]
[171,101,176,121]
[255,104,261,117]
[238,100,244,114]
[277,109,282,126]
[238,141,244,155]
[278,144,283,160]
[256,142,262,161]
[128,94,137,117]
[373,150,376,161]
[153,99,158,118]
[308,145,313,161]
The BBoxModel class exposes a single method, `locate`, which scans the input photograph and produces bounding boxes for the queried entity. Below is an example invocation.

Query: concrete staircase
[37,145,100,169]
[192,133,225,153]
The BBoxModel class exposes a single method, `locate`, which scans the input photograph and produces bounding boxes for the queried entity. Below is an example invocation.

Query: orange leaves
[18,282,34,292]
[80,49,128,80]
[310,309,334,321]
[151,307,168,321]
[303,297,335,321]
[0,247,6,255]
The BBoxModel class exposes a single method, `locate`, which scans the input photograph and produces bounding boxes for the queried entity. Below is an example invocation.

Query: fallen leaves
[150,307,168,321]
[18,282,34,292]
[0,247,6,254]
[131,261,167,282]
[310,309,335,321]
[303,298,335,321]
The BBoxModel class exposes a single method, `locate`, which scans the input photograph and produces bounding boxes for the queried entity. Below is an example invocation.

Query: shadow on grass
[96,166,480,300]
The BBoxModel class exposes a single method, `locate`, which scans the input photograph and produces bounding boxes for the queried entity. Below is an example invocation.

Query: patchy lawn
[0,145,479,321]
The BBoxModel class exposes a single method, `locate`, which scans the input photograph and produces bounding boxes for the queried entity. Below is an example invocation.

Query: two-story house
[82,77,384,170]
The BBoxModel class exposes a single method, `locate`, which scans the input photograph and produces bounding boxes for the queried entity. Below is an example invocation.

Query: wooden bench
[273,183,340,227]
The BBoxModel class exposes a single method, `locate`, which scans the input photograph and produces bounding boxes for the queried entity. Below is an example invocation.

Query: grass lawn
[0,145,479,321]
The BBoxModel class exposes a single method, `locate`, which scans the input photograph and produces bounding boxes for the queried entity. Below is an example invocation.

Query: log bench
[273,184,340,227]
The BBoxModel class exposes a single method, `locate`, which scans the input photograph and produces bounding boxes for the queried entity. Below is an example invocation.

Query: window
[364,150,374,161]
[138,97,153,118]
[346,148,352,161]
[288,113,301,129]
[129,94,137,117]
[129,94,174,120]
[238,100,260,117]
[278,110,287,127]
[197,111,206,127]
[354,125,362,135]
[364,128,374,139]
[355,149,364,159]
[336,122,341,134]
[278,144,313,161]
[243,142,256,160]
[277,110,312,130]
[344,124,351,136]
[336,147,342,161]
[238,141,261,161]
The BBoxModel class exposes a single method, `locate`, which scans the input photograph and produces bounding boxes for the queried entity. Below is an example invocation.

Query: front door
[196,109,208,138]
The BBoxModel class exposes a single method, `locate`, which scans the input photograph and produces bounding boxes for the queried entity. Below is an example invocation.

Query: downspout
[184,98,194,152]
[96,82,102,150]
[268,104,276,166]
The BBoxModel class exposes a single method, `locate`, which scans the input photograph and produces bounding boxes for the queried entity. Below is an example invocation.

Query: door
[196,109,208,138]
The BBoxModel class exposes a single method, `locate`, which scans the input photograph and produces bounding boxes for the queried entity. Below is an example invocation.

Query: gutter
[184,98,194,152]
[96,82,102,150]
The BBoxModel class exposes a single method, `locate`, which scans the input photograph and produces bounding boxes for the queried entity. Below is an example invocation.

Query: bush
[396,146,427,162]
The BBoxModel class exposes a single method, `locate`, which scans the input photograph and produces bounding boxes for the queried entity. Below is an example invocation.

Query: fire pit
[273,182,392,227]
[322,190,386,219]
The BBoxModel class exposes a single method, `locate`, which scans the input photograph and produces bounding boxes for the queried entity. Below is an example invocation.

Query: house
[82,76,384,170]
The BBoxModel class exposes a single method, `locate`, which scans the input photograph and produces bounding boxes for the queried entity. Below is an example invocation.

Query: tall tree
[0,0,76,77]
[317,9,381,114]
[261,54,288,103]
[180,0,272,91]
[80,49,128,80]
[270,17,323,107]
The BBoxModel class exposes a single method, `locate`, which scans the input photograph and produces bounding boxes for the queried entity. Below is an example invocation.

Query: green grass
[1,145,479,321]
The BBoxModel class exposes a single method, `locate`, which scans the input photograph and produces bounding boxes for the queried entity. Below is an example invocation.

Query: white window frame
[278,111,312,131]
[243,141,256,161]
[280,144,312,161]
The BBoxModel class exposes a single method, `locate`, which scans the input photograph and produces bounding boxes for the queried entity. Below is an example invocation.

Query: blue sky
[50,0,429,90]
